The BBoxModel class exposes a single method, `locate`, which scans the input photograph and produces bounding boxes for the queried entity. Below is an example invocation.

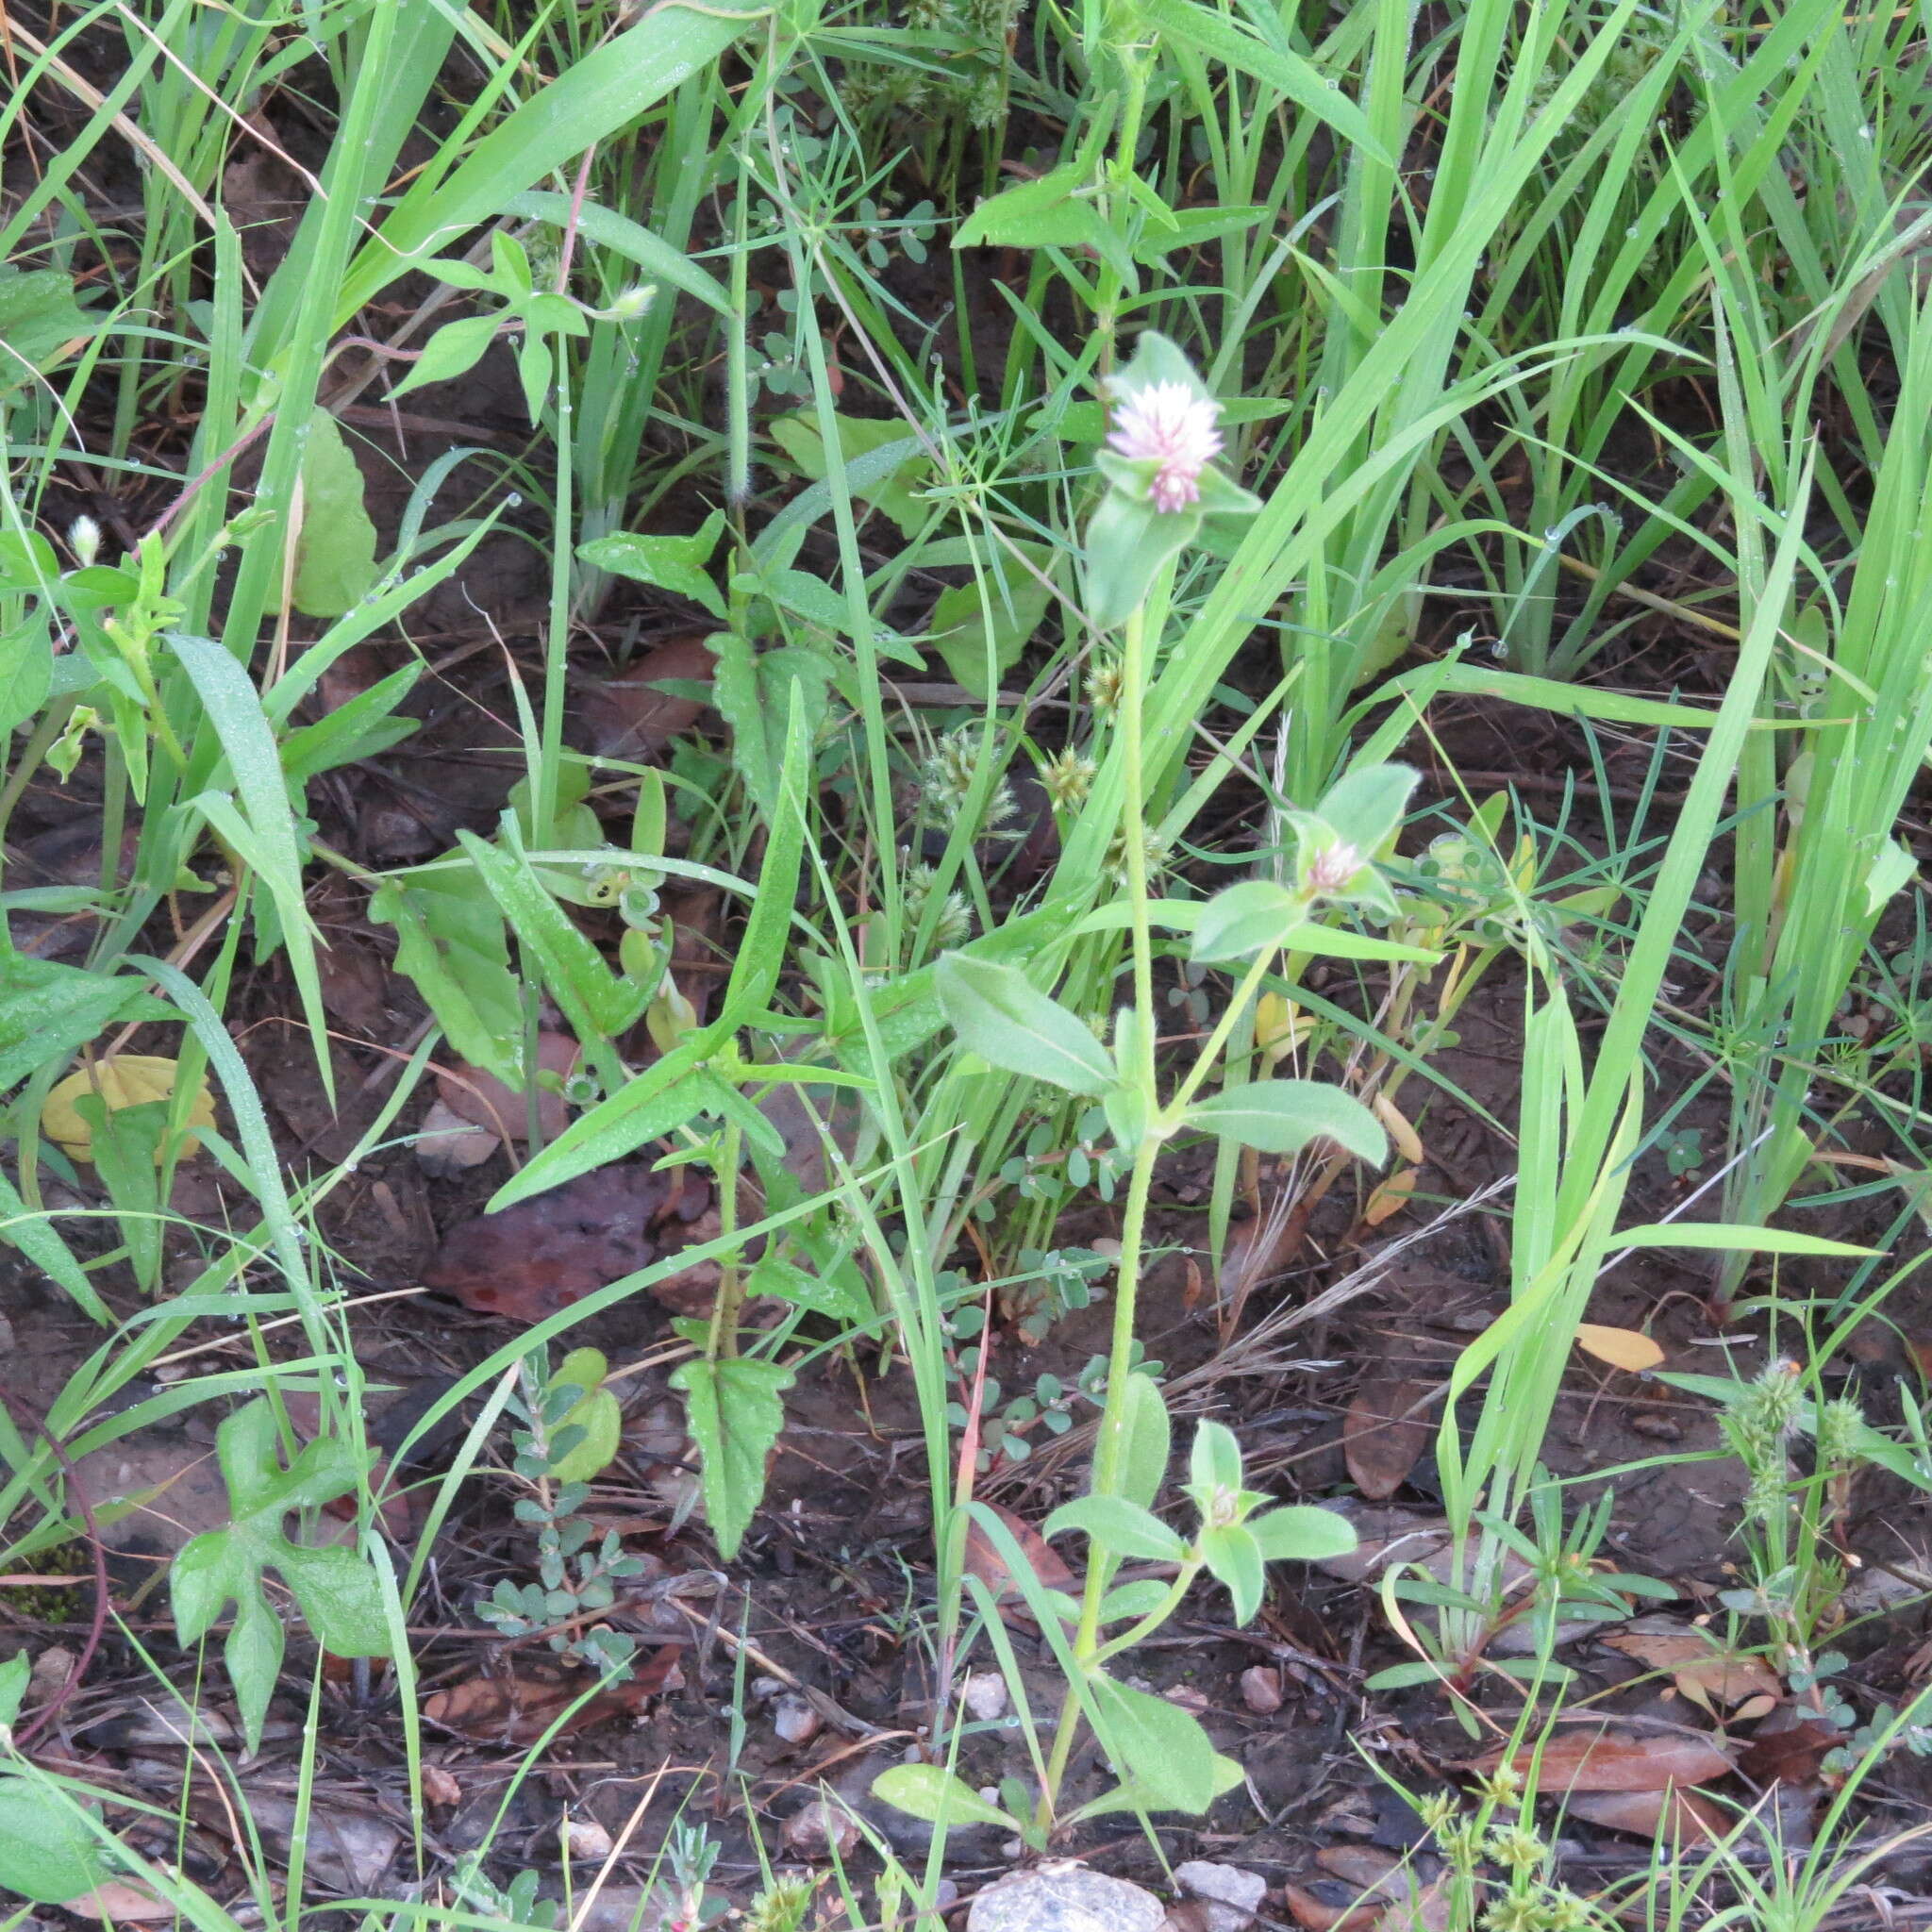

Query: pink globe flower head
[1106,378,1224,514]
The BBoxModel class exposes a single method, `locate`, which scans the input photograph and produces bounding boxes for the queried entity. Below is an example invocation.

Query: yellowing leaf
[42,1056,215,1161]
[1574,1323,1664,1372]
[1372,1093,1424,1165]
[551,1348,622,1483]
[1363,1166,1417,1226]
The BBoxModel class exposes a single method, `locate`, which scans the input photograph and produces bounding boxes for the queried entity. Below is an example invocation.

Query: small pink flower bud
[1306,842,1363,896]
[1106,379,1224,513]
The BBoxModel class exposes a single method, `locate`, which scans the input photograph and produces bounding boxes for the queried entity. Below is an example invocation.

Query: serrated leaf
[669,1357,793,1559]
[936,954,1114,1094]
[0,266,99,398]
[746,1253,872,1324]
[168,1399,391,1753]
[1186,1079,1387,1161]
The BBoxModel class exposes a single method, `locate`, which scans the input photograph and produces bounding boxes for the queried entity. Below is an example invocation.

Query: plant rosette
[1084,332,1260,628]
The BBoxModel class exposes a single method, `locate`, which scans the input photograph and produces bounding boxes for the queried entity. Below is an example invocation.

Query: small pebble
[773,1693,822,1744]
[1174,1861,1267,1932]
[565,1817,613,1861]
[1238,1665,1282,1714]
[962,1671,1009,1723]
[782,1798,859,1861]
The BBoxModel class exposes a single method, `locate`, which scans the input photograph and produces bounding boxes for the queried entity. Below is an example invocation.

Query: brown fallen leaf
[578,633,715,758]
[1603,1622,1782,1715]
[60,1881,175,1922]
[1477,1724,1734,1793]
[1738,1711,1840,1788]
[1313,1847,1407,1896]
[437,1031,580,1144]
[1281,1884,1380,1932]
[316,941,394,1034]
[964,1504,1078,1630]
[1371,1877,1450,1932]
[425,1162,698,1322]
[415,1096,499,1177]
[425,1652,681,1744]
[1343,1378,1434,1500]
[1564,1786,1730,1844]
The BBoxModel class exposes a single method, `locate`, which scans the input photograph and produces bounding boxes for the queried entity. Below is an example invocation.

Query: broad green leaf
[1042,1494,1186,1562]
[369,859,523,1085]
[390,312,500,399]
[1189,1419,1243,1499]
[669,1356,793,1559]
[0,265,99,398]
[716,683,809,1022]
[0,1652,25,1727]
[170,1398,390,1752]
[746,1252,872,1324]
[769,412,931,540]
[1314,762,1419,858]
[1248,1506,1358,1563]
[550,1348,623,1482]
[459,824,649,1049]
[0,614,52,735]
[952,165,1134,282]
[871,1764,1019,1831]
[275,1542,392,1657]
[1198,1524,1265,1624]
[1187,1079,1387,1161]
[1190,880,1304,963]
[579,514,726,620]
[1083,488,1199,632]
[936,954,1114,1095]
[1116,1370,1172,1510]
[0,949,175,1095]
[1099,1579,1172,1623]
[928,543,1057,698]
[0,1776,106,1902]
[291,410,378,618]
[1067,1753,1245,1824]
[1087,1674,1222,1814]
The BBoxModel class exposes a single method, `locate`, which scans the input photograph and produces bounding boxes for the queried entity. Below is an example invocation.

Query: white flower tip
[1107,379,1224,514]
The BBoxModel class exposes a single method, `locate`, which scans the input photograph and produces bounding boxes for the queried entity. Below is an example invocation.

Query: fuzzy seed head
[1107,379,1224,513]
